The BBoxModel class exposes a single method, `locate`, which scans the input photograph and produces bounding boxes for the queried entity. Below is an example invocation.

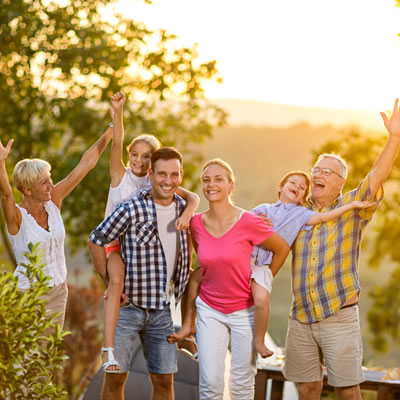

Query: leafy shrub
[0,243,68,399]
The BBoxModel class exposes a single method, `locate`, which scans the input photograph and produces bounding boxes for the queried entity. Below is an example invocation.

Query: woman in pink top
[189,159,289,400]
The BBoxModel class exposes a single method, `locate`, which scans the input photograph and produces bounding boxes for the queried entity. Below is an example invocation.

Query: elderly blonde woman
[0,128,112,328]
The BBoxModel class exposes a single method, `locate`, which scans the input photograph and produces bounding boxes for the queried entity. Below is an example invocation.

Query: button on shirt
[89,190,190,310]
[291,173,383,323]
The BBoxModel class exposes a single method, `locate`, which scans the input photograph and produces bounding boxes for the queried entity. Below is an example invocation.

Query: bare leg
[88,240,108,286]
[297,381,323,400]
[150,373,174,400]
[251,280,273,358]
[101,372,128,400]
[103,251,125,372]
[335,385,362,400]
[168,268,201,343]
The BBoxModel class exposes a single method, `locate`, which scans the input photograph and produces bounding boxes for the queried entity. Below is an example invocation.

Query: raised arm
[369,98,400,197]
[259,232,290,277]
[306,200,376,225]
[175,187,200,230]
[109,92,127,187]
[51,127,112,209]
[0,139,22,235]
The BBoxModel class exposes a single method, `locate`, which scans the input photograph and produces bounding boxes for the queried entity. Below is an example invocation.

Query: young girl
[98,92,200,373]
[169,170,375,359]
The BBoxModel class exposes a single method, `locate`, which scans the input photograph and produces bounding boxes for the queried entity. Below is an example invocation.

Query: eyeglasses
[310,167,343,178]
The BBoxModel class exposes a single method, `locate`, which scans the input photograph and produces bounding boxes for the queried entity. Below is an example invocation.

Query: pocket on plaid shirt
[136,221,158,246]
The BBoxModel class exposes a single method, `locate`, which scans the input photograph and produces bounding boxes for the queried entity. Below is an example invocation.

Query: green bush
[0,243,68,399]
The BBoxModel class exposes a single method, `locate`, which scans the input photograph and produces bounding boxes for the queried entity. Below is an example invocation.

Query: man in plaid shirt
[88,147,191,400]
[283,99,400,400]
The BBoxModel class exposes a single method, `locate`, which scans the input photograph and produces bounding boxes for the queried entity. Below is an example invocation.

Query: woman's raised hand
[0,139,14,161]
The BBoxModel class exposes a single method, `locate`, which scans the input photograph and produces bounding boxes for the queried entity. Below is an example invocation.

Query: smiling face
[278,174,308,205]
[128,141,153,177]
[27,173,54,202]
[149,158,183,205]
[201,164,234,203]
[311,157,345,208]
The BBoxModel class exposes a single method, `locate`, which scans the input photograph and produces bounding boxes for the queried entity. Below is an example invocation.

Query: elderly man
[283,99,400,400]
[88,147,191,400]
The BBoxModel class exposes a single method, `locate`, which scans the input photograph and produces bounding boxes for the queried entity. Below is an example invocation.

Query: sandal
[177,336,199,362]
[101,347,121,373]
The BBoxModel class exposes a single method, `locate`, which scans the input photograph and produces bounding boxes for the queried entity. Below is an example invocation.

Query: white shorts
[250,258,273,293]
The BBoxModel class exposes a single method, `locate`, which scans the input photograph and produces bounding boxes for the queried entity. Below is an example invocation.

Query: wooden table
[255,364,400,400]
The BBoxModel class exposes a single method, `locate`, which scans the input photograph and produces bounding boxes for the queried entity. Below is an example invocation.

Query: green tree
[312,128,400,353]
[0,242,68,399]
[0,0,226,258]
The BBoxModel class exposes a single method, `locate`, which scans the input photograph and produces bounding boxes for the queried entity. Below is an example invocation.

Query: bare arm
[0,139,21,235]
[259,232,290,277]
[369,98,400,197]
[109,92,127,187]
[175,187,200,230]
[51,127,112,209]
[306,200,377,225]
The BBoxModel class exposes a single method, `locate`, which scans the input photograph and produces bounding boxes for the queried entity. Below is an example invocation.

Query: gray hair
[316,153,348,179]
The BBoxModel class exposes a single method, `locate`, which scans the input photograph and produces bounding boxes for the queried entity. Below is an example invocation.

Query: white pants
[196,296,257,400]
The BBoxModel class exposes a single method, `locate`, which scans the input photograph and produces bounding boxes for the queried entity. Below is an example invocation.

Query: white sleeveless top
[105,167,151,217]
[8,201,67,289]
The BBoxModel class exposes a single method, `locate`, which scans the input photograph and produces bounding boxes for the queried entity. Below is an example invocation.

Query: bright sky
[114,0,400,112]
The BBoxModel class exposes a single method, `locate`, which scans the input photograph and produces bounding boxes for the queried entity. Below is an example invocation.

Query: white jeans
[196,296,257,400]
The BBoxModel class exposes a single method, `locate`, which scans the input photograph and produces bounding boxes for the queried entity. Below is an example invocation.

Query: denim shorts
[114,303,177,374]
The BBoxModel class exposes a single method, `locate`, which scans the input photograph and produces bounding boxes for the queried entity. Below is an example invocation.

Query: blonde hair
[126,134,161,154]
[316,153,348,179]
[278,170,311,202]
[13,159,51,194]
[201,158,235,184]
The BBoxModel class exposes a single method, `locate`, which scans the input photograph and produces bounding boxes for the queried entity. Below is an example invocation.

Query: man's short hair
[151,147,183,170]
[316,153,348,179]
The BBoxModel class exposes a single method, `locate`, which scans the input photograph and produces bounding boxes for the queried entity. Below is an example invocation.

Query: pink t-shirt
[190,211,274,314]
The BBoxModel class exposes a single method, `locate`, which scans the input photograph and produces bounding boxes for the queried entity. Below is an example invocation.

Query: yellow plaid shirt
[291,174,383,323]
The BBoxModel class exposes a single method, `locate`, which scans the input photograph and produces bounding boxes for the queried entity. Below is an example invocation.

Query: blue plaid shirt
[89,189,191,309]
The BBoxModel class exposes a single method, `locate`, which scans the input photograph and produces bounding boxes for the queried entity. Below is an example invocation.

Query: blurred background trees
[0,0,226,260]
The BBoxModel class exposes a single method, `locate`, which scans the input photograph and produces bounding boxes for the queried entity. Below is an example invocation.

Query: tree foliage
[0,0,226,256]
[0,242,68,399]
[313,127,400,352]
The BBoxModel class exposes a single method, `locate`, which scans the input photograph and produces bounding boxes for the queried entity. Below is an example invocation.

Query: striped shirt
[291,173,383,323]
[89,189,191,309]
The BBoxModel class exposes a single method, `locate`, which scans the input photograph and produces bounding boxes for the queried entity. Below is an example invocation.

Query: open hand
[352,200,377,209]
[0,139,14,161]
[380,98,400,140]
[257,213,273,228]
